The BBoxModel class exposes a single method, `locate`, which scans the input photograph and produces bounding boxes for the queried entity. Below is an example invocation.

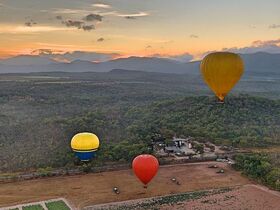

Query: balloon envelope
[200,52,244,101]
[71,132,100,161]
[132,154,159,185]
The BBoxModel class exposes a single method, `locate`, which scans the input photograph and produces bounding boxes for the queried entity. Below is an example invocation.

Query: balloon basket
[216,98,225,104]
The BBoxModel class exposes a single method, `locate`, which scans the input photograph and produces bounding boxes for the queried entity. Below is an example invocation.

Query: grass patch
[22,204,44,210]
[46,200,70,210]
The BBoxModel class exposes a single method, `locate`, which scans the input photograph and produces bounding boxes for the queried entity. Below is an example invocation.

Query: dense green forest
[0,72,280,172]
[60,96,280,168]
[234,153,280,191]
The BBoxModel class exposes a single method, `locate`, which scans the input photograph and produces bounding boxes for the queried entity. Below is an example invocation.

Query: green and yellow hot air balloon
[200,52,244,102]
[71,132,100,161]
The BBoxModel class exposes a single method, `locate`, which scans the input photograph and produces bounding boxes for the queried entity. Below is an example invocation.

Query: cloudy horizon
[0,0,280,60]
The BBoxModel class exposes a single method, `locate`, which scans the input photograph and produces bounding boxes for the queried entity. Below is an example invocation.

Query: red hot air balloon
[132,154,159,187]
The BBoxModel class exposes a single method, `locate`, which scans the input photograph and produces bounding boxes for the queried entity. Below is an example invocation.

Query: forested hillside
[1,90,279,171]
[1,72,280,172]
[142,96,280,146]
[60,96,280,163]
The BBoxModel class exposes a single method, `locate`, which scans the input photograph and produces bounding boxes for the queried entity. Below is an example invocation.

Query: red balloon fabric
[132,154,159,185]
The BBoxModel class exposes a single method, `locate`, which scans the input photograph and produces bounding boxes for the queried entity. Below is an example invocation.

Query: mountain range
[0,52,279,76]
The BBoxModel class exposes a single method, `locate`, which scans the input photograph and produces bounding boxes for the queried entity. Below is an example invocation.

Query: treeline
[1,95,280,172]
[124,96,280,147]
[234,153,280,191]
[62,95,280,149]
[58,95,280,168]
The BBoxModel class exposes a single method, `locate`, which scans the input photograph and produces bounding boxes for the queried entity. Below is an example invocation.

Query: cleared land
[89,185,280,210]
[174,185,280,210]
[0,162,250,209]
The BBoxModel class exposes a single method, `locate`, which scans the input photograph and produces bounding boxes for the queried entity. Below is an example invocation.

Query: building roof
[172,138,186,142]
[165,146,181,153]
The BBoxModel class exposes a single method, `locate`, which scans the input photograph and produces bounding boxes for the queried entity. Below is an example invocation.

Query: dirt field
[0,162,251,209]
[161,185,280,210]
[91,185,280,210]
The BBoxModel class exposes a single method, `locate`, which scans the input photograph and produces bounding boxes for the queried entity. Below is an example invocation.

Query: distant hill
[240,52,280,75]
[0,52,279,76]
[102,57,199,74]
[0,56,199,74]
[0,55,58,66]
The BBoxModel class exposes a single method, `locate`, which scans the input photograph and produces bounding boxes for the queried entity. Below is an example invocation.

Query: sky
[0,0,280,60]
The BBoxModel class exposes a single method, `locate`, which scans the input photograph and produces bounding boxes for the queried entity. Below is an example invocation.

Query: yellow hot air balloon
[71,132,100,161]
[200,52,244,102]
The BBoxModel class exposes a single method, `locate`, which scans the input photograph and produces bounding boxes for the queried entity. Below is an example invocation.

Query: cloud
[32,50,121,63]
[56,15,63,20]
[92,3,111,9]
[153,53,194,62]
[53,8,92,14]
[0,25,72,34]
[117,12,149,18]
[97,37,105,42]
[269,24,280,29]
[82,25,95,31]
[24,22,33,27]
[190,34,199,38]
[84,13,103,22]
[35,43,78,49]
[62,20,95,31]
[96,10,150,19]
[32,49,59,55]
[56,13,99,31]
[125,16,136,20]
[197,38,280,59]
[167,53,194,62]
[252,39,280,46]
[24,18,37,27]
[216,38,280,55]
[62,20,84,29]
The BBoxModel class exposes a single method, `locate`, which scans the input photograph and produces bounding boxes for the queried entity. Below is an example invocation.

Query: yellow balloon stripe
[71,132,100,151]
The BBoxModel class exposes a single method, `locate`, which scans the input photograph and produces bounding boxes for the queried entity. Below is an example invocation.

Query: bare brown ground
[160,185,280,210]
[0,162,250,209]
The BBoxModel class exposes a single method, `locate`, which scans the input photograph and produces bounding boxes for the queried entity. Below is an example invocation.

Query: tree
[194,144,204,154]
